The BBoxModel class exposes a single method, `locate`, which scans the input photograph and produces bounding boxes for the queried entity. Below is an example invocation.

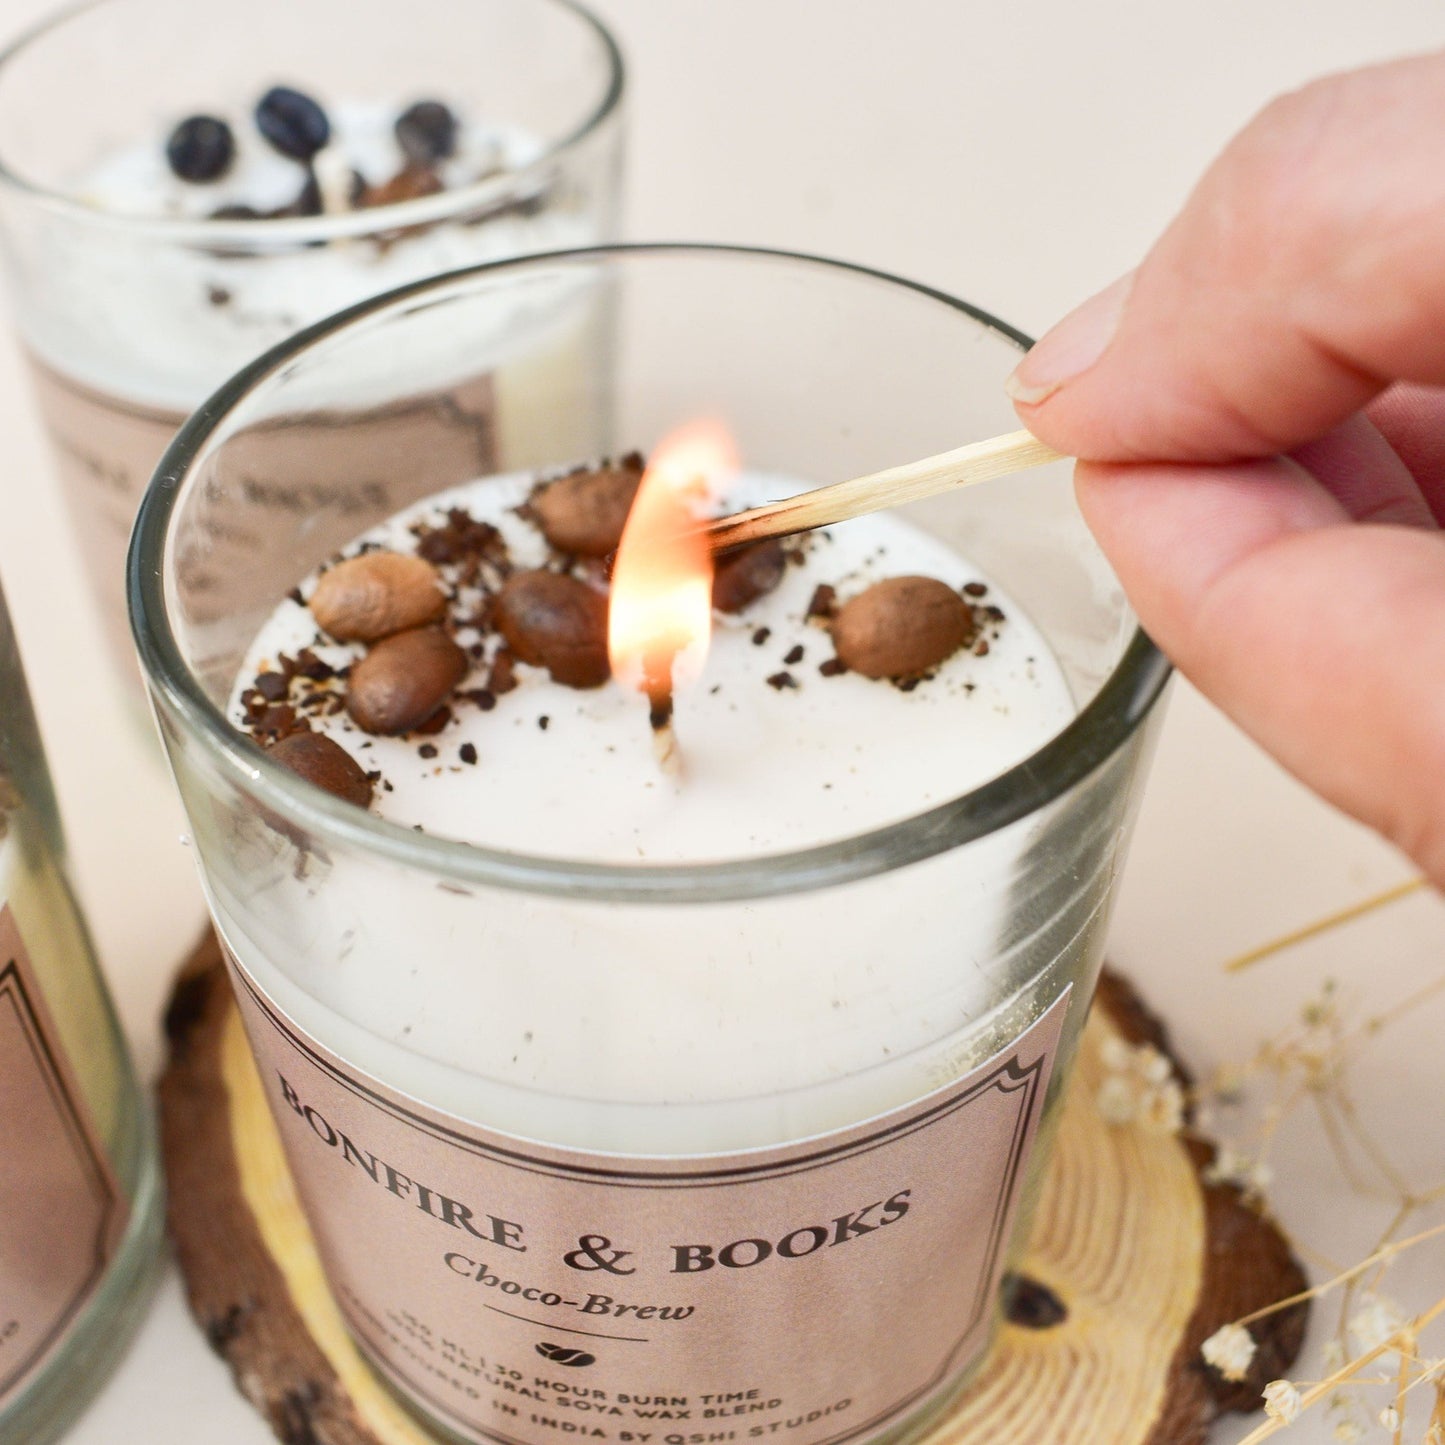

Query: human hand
[1007,52,1445,885]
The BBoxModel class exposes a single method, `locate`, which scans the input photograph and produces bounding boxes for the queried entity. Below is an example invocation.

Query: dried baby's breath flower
[1202,1321,1257,1382]
[1263,1379,1303,1424]
[1095,1074,1137,1126]
[1377,1404,1399,1432]
[1205,1144,1274,1194]
[1095,1038,1184,1133]
[1350,1298,1406,1355]
[1332,1421,1364,1443]
[1323,1340,1348,1371]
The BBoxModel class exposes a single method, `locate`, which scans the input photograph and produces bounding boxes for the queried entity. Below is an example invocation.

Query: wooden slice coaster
[159,934,1308,1445]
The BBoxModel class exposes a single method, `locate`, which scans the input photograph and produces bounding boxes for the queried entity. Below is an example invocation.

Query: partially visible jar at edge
[0,576,163,1444]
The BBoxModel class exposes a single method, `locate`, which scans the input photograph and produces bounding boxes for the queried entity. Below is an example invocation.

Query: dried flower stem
[1230,1220,1445,1331]
[1234,1295,1445,1445]
[1222,876,1427,973]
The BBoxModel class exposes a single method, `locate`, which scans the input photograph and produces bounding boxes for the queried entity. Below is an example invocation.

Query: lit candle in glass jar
[132,245,1169,1445]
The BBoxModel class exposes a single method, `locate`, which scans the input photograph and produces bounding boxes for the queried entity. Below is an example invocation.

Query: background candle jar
[130,246,1170,1445]
[0,0,624,680]
[0,576,163,1445]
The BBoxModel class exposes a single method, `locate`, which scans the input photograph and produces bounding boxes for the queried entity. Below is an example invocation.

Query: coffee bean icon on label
[536,1342,597,1367]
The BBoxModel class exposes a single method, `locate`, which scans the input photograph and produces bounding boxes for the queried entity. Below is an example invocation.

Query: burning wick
[609,420,739,776]
[644,654,679,775]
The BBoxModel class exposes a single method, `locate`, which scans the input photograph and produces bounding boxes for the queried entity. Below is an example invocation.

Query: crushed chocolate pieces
[751,627,771,647]
[974,639,991,657]
[819,657,847,678]
[538,715,551,731]
[805,583,838,622]
[413,507,508,571]
[254,671,289,702]
[963,581,989,598]
[766,671,798,691]
[207,284,232,308]
[784,644,805,666]
[459,742,478,765]
[418,743,439,759]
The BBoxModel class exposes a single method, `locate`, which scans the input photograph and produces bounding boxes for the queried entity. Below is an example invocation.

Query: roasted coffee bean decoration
[266,732,374,808]
[830,575,977,680]
[309,551,447,643]
[166,115,235,182]
[1001,1272,1069,1330]
[395,100,459,164]
[346,627,468,735]
[531,462,642,557]
[495,571,610,689]
[255,85,331,161]
[535,1343,596,1368]
[712,539,785,614]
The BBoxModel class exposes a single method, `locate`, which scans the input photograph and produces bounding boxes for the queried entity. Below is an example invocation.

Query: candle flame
[608,419,738,696]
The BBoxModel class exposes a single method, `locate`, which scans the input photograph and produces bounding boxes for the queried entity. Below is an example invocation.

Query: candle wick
[643,653,682,777]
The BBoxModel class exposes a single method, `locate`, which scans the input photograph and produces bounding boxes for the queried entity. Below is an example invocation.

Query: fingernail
[1006,273,1133,406]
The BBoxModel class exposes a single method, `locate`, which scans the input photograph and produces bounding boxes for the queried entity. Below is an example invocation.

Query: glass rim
[129,242,1172,905]
[0,0,625,244]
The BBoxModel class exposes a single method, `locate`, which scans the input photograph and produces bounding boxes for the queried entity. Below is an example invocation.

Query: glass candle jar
[129,246,1170,1445]
[0,576,163,1445]
[0,0,624,677]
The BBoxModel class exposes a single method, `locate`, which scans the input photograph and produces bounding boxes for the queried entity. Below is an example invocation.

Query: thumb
[1009,52,1445,462]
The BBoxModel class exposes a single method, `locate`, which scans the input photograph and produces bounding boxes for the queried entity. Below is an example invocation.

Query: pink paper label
[0,904,127,1404]
[228,953,1068,1445]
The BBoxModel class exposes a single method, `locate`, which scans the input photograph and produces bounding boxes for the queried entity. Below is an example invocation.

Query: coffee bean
[267,732,374,808]
[166,115,235,182]
[712,539,785,614]
[255,85,331,161]
[531,462,642,557]
[395,100,459,164]
[495,571,609,689]
[346,627,468,735]
[309,552,447,643]
[830,576,976,680]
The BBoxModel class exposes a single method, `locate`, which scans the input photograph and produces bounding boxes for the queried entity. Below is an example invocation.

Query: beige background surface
[1,2,1443,1441]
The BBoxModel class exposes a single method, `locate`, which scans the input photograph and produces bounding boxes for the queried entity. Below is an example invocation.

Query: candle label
[0,903,128,1405]
[227,952,1070,1445]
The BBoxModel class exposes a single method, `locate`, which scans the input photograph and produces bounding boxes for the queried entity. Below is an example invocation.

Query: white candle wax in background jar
[0,0,624,679]
[131,246,1171,1445]
[0,577,163,1445]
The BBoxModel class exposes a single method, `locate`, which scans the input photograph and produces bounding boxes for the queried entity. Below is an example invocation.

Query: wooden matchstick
[701,429,1066,553]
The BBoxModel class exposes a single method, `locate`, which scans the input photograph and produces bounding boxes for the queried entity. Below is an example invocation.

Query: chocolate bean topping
[395,100,459,164]
[345,627,468,735]
[712,539,786,614]
[166,115,235,183]
[309,552,446,643]
[495,571,610,689]
[255,85,331,161]
[531,463,642,557]
[830,576,977,680]
[266,732,373,808]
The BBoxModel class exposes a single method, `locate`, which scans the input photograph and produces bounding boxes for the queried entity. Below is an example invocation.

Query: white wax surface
[19,104,595,410]
[211,470,1091,1150]
[232,472,1077,862]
